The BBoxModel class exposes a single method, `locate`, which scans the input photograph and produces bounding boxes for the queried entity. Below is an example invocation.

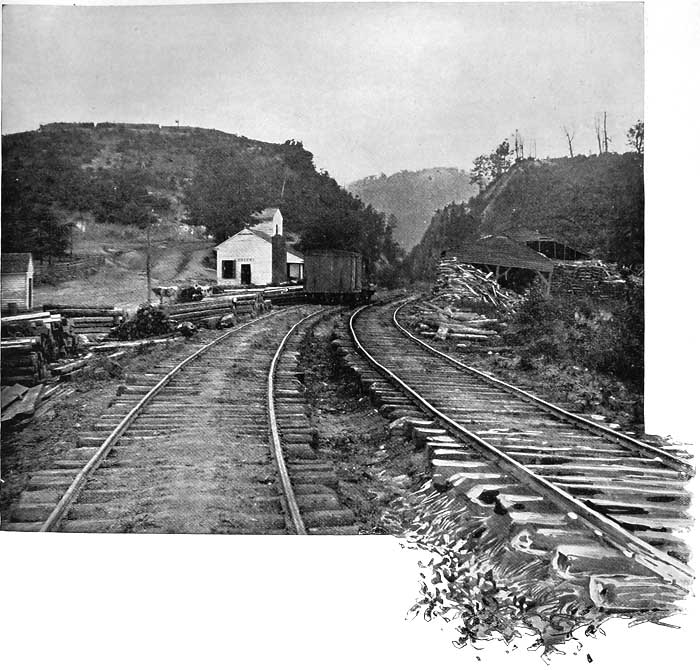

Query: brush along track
[5,306,355,534]
[338,300,693,594]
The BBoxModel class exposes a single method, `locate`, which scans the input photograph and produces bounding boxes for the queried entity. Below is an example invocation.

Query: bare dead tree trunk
[514,129,524,161]
[603,111,610,153]
[563,126,575,158]
[595,116,603,155]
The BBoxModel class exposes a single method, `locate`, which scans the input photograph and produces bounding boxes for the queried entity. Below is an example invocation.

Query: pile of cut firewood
[433,258,522,314]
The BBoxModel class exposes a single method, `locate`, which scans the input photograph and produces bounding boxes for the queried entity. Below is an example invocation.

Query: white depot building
[215,208,304,286]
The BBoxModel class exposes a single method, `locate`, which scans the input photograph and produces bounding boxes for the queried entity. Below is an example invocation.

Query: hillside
[2,122,398,268]
[348,167,478,250]
[408,153,644,278]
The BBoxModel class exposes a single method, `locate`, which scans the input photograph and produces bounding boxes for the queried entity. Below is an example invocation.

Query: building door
[240,264,252,284]
[27,277,33,309]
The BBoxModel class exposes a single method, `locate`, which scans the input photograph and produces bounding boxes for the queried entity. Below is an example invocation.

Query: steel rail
[40,309,290,532]
[267,308,329,535]
[349,304,693,588]
[394,298,693,473]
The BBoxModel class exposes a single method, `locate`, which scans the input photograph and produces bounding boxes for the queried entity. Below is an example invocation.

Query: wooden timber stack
[407,301,506,349]
[403,259,523,351]
[550,261,628,300]
[164,293,266,327]
[261,285,306,306]
[43,304,125,340]
[1,311,78,386]
[434,258,522,315]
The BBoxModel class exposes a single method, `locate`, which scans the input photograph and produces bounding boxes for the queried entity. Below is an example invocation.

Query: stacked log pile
[405,259,522,349]
[164,293,266,328]
[433,258,523,315]
[408,301,506,349]
[262,285,306,306]
[1,311,79,386]
[550,261,628,299]
[43,304,124,340]
[230,292,268,317]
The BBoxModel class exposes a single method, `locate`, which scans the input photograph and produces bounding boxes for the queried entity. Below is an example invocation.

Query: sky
[1,2,644,184]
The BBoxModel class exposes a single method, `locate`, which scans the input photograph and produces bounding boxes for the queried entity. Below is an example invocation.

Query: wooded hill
[407,153,644,279]
[348,167,478,251]
[1,122,400,268]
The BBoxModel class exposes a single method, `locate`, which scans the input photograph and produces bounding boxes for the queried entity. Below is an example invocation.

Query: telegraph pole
[146,216,152,304]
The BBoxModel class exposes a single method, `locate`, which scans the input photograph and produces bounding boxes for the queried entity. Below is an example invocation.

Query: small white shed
[1,253,34,312]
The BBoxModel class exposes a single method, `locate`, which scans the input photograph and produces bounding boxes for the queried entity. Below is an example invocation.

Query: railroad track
[340,299,693,590]
[5,306,356,534]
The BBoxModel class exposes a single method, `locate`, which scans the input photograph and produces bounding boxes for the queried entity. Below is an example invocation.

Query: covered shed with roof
[215,208,304,286]
[1,252,34,312]
[449,235,554,293]
[504,227,590,261]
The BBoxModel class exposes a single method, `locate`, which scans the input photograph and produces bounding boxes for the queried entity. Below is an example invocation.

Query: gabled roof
[251,207,280,221]
[503,227,557,243]
[215,228,303,259]
[450,236,554,272]
[1,252,32,274]
[249,228,273,244]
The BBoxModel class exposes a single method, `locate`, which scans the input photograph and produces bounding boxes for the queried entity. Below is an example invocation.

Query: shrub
[114,304,174,340]
[504,285,643,390]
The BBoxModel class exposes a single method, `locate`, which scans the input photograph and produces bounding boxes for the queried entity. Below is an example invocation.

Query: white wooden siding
[1,272,31,310]
[216,231,273,285]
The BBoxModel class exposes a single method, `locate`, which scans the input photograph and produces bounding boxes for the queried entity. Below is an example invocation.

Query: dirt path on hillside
[35,242,216,314]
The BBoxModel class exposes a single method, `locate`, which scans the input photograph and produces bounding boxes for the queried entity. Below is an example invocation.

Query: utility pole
[146,217,152,305]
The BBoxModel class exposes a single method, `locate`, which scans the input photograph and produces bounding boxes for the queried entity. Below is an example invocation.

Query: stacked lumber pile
[262,285,306,306]
[230,292,268,317]
[550,261,628,299]
[43,304,124,340]
[1,311,78,386]
[163,293,266,329]
[403,259,522,349]
[433,258,522,314]
[407,301,506,348]
[165,296,235,328]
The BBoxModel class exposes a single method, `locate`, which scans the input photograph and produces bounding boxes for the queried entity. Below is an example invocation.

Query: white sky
[1,2,643,184]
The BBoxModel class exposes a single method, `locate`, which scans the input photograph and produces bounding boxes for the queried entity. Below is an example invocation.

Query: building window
[222,260,236,279]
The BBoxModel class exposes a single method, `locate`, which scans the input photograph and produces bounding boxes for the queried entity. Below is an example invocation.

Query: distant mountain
[348,167,478,250]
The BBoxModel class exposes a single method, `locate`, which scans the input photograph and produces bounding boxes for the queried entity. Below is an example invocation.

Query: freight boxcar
[304,250,373,304]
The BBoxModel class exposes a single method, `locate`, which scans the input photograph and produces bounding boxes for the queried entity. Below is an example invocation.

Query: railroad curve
[347,299,693,588]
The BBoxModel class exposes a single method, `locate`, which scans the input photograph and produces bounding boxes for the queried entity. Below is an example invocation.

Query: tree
[514,129,525,161]
[626,121,644,155]
[563,126,575,158]
[469,154,493,191]
[469,139,514,190]
[184,148,275,243]
[594,115,603,155]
